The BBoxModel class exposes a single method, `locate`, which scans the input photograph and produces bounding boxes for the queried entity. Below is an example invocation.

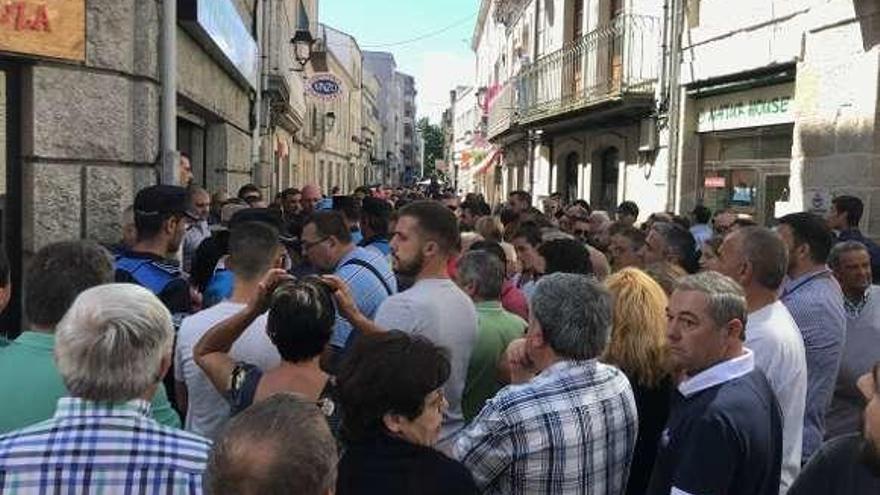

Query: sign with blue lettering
[307,73,343,100]
[179,0,258,90]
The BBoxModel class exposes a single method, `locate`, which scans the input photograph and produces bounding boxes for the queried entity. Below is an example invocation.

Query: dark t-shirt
[337,433,478,495]
[647,369,783,495]
[626,373,673,495]
[789,433,880,495]
[227,362,339,435]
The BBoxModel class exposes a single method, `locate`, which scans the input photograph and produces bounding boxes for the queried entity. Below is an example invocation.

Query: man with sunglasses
[789,362,880,494]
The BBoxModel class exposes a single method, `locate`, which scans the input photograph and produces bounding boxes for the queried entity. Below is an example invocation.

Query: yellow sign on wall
[0,1,85,62]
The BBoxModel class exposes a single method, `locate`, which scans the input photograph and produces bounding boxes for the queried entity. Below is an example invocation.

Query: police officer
[115,185,197,321]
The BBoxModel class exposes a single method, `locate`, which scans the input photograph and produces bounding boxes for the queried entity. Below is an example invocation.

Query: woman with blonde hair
[603,267,673,495]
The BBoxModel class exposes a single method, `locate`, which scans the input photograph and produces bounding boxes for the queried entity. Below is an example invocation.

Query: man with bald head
[301,184,323,216]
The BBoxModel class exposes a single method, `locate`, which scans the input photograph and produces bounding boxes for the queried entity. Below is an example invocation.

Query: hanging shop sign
[179,0,258,90]
[307,73,343,100]
[697,83,794,133]
[0,1,85,61]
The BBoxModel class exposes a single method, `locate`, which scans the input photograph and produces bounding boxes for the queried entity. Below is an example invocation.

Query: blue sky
[321,0,478,124]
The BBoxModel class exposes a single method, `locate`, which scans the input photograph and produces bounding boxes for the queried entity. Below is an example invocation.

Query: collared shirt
[689,223,713,248]
[0,397,211,494]
[647,349,783,495]
[678,348,756,397]
[780,268,846,462]
[0,331,179,434]
[827,285,880,438]
[454,359,637,495]
[331,246,397,350]
[844,288,871,318]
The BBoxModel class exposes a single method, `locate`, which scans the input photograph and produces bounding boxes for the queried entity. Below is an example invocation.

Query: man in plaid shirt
[0,284,211,494]
[454,273,638,494]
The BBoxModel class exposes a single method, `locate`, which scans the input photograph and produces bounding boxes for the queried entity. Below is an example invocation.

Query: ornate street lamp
[291,28,315,70]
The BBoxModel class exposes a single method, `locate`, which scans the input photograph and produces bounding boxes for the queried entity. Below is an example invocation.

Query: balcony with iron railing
[486,13,660,139]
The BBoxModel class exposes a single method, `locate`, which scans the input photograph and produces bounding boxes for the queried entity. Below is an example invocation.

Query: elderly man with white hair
[0,284,212,494]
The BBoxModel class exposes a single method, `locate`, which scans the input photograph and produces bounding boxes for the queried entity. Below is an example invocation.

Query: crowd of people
[0,169,879,495]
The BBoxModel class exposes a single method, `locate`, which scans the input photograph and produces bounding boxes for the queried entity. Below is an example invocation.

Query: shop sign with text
[0,1,85,61]
[697,83,794,133]
[179,0,258,90]
[307,73,343,101]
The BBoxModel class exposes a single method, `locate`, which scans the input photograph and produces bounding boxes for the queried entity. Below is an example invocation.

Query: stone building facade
[0,0,320,331]
[677,0,880,233]
[474,0,667,218]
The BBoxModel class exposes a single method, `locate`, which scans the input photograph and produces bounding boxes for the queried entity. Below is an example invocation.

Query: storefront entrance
[0,63,23,337]
[699,125,792,225]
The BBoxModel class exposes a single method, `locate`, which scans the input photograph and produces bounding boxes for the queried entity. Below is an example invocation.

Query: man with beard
[789,362,880,494]
[323,201,478,453]
[116,185,197,321]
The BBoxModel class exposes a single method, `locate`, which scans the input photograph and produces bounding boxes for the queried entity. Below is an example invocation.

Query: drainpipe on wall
[252,0,266,189]
[160,0,178,184]
[665,0,683,212]
[528,0,541,199]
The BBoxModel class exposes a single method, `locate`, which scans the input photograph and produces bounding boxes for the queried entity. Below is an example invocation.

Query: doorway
[0,64,23,338]
[592,146,619,212]
[564,152,580,203]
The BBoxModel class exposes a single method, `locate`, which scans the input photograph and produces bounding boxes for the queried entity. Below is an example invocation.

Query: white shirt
[174,301,281,439]
[374,278,478,451]
[746,301,808,495]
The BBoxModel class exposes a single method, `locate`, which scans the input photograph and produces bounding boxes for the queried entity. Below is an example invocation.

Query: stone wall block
[802,155,874,188]
[31,66,159,164]
[85,166,134,244]
[795,119,837,158]
[31,66,131,161]
[86,0,135,74]
[27,163,82,252]
[133,0,161,79]
[132,81,161,164]
[85,0,159,79]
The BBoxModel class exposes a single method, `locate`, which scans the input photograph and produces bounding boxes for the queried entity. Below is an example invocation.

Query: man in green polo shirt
[0,241,179,433]
[456,248,528,420]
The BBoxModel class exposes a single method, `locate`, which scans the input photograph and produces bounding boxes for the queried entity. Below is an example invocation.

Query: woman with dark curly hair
[335,331,478,495]
[195,269,338,426]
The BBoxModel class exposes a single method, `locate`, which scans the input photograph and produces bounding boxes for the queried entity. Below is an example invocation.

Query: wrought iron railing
[487,80,515,139]
[516,13,659,123]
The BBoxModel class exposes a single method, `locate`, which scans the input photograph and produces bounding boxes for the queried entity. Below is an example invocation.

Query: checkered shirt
[0,397,211,494]
[454,360,638,495]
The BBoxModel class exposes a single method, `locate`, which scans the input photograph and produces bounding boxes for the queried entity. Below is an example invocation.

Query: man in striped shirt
[777,213,846,462]
[0,284,211,494]
[454,273,637,495]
